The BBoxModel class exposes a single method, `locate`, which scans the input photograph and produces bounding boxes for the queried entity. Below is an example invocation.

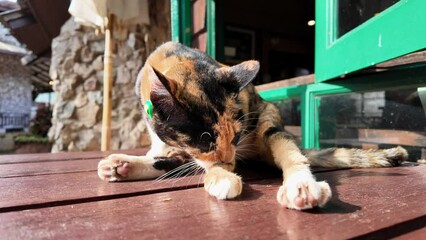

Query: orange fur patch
[191,110,240,167]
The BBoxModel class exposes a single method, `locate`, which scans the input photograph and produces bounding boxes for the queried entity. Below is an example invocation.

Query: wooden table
[1,149,425,239]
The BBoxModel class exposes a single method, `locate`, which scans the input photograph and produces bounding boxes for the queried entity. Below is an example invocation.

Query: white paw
[98,154,163,181]
[98,154,132,182]
[204,167,242,200]
[277,170,331,210]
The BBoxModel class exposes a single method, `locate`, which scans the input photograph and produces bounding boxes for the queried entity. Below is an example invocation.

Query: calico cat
[98,41,408,210]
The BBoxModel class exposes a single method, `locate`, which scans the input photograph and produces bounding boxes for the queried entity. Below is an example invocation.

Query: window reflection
[317,88,426,160]
[274,98,302,144]
[338,0,400,37]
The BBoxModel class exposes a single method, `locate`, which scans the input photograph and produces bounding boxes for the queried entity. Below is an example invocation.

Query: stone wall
[48,0,170,152]
[0,54,32,132]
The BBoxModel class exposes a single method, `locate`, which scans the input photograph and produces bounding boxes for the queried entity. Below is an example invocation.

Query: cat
[97,41,408,210]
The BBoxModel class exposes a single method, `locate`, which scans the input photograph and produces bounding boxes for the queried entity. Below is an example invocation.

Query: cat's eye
[231,132,241,145]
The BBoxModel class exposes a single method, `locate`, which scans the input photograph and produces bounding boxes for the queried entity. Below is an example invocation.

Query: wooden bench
[0,149,425,239]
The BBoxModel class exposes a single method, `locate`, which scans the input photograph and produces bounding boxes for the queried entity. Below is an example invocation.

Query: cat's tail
[303,146,408,168]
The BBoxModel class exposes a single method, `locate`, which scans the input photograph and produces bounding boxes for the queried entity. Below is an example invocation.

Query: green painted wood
[258,85,306,102]
[170,0,180,42]
[180,0,191,46]
[170,0,191,46]
[316,0,426,82]
[206,0,216,58]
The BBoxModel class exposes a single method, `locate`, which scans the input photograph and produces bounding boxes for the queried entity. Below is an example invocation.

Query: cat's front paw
[98,154,132,181]
[204,167,242,200]
[277,170,331,210]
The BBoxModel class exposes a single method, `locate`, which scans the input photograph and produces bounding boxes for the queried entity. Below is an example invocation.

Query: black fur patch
[264,127,284,138]
[153,157,185,172]
[231,132,241,145]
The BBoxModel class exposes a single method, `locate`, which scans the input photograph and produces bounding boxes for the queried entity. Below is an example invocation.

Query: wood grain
[0,161,281,211]
[0,148,149,164]
[0,158,99,178]
[0,166,424,239]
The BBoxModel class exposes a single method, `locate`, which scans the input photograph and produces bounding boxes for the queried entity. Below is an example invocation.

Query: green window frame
[170,0,216,57]
[171,0,191,46]
[316,0,426,82]
[259,65,426,149]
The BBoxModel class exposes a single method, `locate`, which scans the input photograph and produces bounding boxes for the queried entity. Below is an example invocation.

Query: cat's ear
[146,65,178,95]
[222,60,260,91]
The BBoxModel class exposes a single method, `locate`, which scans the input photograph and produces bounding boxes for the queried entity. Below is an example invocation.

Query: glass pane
[338,0,400,37]
[274,98,302,145]
[317,88,426,161]
[223,26,255,65]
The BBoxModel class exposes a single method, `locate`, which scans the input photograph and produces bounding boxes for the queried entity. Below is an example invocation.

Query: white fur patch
[146,124,170,157]
[278,170,332,210]
[195,159,214,170]
[205,178,238,199]
[204,169,242,200]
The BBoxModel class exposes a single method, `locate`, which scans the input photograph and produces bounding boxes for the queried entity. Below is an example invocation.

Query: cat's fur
[98,42,408,210]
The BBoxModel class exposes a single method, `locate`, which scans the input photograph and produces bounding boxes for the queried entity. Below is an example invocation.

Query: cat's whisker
[237,111,260,121]
[155,163,193,181]
[197,169,205,187]
[235,155,248,163]
[181,165,204,186]
[238,117,260,123]
[236,143,258,147]
[165,164,198,187]
[237,134,255,145]
[236,147,259,153]
[183,166,203,186]
[155,161,197,182]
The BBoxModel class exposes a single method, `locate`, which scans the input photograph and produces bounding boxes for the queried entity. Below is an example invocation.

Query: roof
[0,22,28,55]
[0,0,70,93]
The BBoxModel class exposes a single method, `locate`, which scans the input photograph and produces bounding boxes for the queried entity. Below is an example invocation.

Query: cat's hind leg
[255,102,332,210]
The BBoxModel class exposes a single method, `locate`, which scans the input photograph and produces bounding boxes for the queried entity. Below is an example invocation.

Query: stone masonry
[48,0,170,152]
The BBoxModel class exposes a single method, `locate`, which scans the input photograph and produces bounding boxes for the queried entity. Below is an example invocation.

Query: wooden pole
[101,15,114,151]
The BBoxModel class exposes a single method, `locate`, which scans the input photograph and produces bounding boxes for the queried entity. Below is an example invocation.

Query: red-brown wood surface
[0,167,425,239]
[0,159,98,178]
[0,148,148,164]
[0,151,425,239]
[0,160,279,211]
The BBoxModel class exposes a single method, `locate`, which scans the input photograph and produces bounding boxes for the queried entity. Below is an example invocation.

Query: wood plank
[0,171,203,212]
[376,50,426,68]
[0,148,149,164]
[255,74,314,92]
[0,162,280,211]
[0,158,99,178]
[393,227,426,240]
[0,166,424,239]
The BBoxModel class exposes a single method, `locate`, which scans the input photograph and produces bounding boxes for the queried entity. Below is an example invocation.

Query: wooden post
[101,15,114,151]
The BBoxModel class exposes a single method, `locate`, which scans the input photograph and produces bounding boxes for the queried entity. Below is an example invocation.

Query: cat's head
[136,43,259,170]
